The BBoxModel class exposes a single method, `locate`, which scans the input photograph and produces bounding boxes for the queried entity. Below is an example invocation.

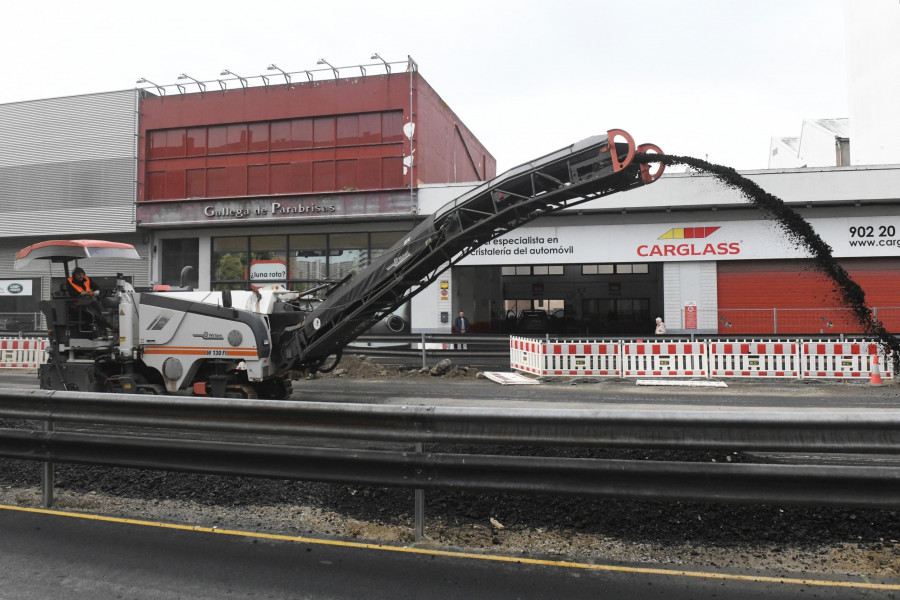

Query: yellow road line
[2,503,898,591]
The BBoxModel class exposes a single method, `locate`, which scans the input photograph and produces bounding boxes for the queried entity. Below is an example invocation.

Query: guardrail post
[414,442,425,542]
[41,418,54,508]
[420,333,427,370]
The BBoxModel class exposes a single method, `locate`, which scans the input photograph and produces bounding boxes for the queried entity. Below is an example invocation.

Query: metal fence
[0,312,41,334]
[715,307,900,335]
[5,306,900,337]
[1,389,898,540]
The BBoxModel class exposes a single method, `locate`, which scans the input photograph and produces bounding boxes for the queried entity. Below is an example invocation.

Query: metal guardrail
[1,388,899,540]
[347,333,509,368]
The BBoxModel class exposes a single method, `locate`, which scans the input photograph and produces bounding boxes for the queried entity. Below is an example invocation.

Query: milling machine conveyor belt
[277,130,662,371]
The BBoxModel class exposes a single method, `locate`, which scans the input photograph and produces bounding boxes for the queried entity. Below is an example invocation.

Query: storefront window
[212,237,248,288]
[161,238,199,288]
[288,234,327,284]
[213,232,401,291]
[250,236,287,289]
[370,231,406,260]
[330,232,367,279]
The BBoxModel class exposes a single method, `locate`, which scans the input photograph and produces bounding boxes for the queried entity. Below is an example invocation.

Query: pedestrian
[454,310,470,349]
[654,316,666,335]
[454,310,470,334]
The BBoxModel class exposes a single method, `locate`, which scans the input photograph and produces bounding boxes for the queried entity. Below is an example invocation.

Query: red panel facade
[137,72,496,221]
[717,258,900,333]
[413,76,495,184]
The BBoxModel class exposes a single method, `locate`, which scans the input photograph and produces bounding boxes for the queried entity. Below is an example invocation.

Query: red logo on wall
[658,227,720,240]
[637,225,740,258]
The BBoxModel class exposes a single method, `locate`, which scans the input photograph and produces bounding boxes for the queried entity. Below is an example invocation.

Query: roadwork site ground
[1,358,899,584]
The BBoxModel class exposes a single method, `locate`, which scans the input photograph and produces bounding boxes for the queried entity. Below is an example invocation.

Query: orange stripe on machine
[142,346,259,357]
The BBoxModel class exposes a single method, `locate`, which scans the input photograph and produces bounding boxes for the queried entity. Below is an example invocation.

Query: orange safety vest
[68,276,93,294]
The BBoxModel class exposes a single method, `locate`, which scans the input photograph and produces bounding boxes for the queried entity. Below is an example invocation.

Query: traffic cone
[869,350,884,386]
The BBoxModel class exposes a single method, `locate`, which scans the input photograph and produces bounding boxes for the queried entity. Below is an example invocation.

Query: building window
[288,234,327,289]
[582,263,647,275]
[144,110,406,201]
[370,231,406,260]
[212,237,248,289]
[501,265,565,276]
[211,231,407,291]
[250,235,287,288]
[330,232,368,280]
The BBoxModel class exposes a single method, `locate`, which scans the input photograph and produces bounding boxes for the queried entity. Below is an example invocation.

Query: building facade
[425,164,900,336]
[0,90,148,332]
[135,66,495,312]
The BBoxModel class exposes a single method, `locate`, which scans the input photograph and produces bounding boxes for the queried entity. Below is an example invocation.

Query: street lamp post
[317,58,339,79]
[136,77,165,95]
[371,53,391,74]
[177,73,206,93]
[267,63,291,84]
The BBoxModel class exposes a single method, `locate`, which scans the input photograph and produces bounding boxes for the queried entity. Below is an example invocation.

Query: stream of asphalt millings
[634,152,900,366]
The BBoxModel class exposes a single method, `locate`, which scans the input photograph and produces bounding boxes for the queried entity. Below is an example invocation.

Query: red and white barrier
[801,341,894,380]
[542,341,620,377]
[510,336,894,382]
[509,336,545,376]
[622,342,707,378]
[0,337,48,369]
[709,340,799,378]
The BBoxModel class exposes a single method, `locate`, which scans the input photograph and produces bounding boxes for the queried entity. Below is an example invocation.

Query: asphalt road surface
[2,506,893,600]
[1,366,898,409]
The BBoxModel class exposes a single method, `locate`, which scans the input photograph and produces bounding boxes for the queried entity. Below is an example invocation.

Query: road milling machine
[16,130,663,398]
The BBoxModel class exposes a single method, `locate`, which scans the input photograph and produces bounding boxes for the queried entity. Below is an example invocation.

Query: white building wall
[421,165,900,217]
[412,278,452,334]
[663,262,718,334]
[844,0,900,165]
[0,90,139,237]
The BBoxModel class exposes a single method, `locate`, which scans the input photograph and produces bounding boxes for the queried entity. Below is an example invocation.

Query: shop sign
[249,260,287,281]
[136,191,415,227]
[0,280,32,295]
[460,215,900,266]
[684,302,697,330]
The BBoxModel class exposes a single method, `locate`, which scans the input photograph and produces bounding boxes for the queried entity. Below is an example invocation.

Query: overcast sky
[2,0,848,173]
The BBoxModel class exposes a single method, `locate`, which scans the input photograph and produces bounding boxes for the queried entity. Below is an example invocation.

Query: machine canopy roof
[14,239,140,270]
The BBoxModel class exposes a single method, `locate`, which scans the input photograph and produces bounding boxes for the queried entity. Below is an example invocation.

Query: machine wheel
[252,377,292,400]
[225,384,258,399]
